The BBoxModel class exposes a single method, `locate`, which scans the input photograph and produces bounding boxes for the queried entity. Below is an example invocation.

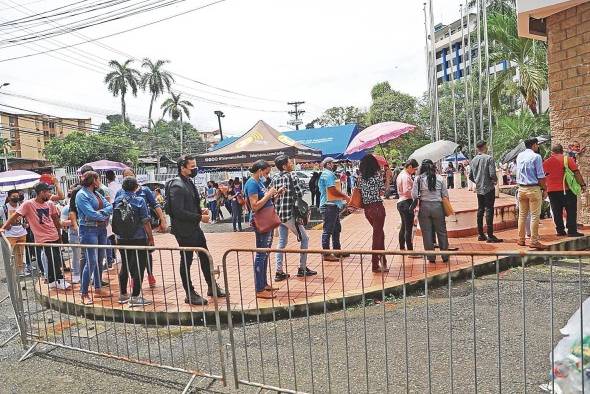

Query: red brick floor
[37,189,578,317]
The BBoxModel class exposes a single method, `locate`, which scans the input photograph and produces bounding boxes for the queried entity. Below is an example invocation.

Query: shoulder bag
[349,186,363,209]
[563,155,582,196]
[288,173,311,225]
[247,186,281,233]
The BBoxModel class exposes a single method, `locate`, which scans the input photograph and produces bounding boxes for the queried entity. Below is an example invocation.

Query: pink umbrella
[78,160,128,173]
[345,121,416,155]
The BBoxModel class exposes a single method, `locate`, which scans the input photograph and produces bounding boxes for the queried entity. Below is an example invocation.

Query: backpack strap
[563,155,568,194]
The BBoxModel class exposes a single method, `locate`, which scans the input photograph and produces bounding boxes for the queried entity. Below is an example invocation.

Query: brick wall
[547,2,590,223]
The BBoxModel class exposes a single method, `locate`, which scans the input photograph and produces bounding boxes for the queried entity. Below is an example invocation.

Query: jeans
[397,199,415,250]
[548,190,578,234]
[118,238,149,297]
[312,192,321,208]
[79,225,107,295]
[275,218,309,272]
[207,201,217,221]
[477,190,496,237]
[174,228,213,296]
[364,202,386,266]
[254,230,273,292]
[518,186,542,243]
[321,205,341,251]
[418,201,449,262]
[231,200,243,231]
[68,229,81,277]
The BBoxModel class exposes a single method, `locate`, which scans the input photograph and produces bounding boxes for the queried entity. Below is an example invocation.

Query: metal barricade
[220,247,590,394]
[0,236,227,392]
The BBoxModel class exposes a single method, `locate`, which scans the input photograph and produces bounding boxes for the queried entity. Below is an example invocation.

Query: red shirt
[542,153,578,192]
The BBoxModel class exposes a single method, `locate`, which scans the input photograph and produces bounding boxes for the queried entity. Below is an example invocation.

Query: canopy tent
[210,124,363,160]
[196,120,322,167]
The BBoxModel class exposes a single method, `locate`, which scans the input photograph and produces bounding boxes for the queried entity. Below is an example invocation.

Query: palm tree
[141,58,174,128]
[487,11,547,115]
[161,92,194,154]
[104,59,141,122]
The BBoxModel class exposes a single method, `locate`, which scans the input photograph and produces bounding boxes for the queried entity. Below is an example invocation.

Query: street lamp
[214,110,225,141]
[0,82,9,90]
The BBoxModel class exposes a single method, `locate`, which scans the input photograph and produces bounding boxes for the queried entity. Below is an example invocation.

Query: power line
[287,101,305,130]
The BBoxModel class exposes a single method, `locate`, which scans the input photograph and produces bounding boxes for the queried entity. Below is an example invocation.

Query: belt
[518,184,539,187]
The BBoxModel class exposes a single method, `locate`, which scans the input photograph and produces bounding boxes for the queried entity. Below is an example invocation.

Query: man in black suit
[168,155,225,305]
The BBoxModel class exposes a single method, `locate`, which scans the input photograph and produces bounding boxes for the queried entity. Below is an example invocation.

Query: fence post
[0,236,28,349]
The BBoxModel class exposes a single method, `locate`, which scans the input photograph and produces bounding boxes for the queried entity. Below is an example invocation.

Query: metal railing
[1,237,589,393]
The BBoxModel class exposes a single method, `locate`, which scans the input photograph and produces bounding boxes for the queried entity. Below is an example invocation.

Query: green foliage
[161,92,194,121]
[311,106,366,128]
[44,132,139,167]
[379,130,431,163]
[367,82,418,125]
[141,58,174,127]
[142,120,205,157]
[494,111,549,160]
[104,59,141,121]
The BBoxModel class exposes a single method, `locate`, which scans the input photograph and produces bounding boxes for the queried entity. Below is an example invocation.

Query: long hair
[419,160,437,191]
[359,154,380,180]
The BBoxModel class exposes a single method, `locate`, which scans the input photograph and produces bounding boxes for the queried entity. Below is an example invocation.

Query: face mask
[10,197,19,203]
[189,168,198,178]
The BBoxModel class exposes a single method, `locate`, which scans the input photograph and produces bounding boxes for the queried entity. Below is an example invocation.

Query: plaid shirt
[270,171,303,222]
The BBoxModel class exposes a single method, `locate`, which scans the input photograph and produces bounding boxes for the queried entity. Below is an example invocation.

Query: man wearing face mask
[0,183,70,290]
[168,154,225,305]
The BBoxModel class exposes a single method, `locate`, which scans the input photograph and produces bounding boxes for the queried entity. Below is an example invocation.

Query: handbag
[563,155,582,196]
[288,174,311,225]
[253,204,281,233]
[442,196,454,217]
[349,187,363,209]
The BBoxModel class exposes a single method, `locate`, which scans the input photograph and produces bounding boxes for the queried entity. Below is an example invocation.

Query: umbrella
[79,160,128,172]
[500,136,549,164]
[0,170,41,192]
[344,121,416,155]
[444,153,467,162]
[409,140,459,164]
[372,154,389,167]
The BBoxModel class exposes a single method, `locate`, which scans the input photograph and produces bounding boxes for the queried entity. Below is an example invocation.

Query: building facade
[0,111,91,165]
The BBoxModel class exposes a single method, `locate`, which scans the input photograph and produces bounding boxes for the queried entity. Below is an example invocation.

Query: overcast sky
[0,0,465,136]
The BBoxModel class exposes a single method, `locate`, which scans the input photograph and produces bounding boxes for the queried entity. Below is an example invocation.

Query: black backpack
[164,178,177,217]
[112,197,140,238]
[288,174,310,225]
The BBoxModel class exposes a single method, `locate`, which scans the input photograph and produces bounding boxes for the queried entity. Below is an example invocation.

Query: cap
[321,157,336,167]
[34,182,51,194]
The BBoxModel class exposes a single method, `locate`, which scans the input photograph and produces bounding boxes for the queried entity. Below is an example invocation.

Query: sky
[0,0,466,136]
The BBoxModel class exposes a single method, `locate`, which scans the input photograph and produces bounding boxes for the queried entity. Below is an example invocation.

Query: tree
[104,59,141,121]
[44,132,139,167]
[380,130,431,163]
[161,92,193,121]
[494,111,549,160]
[141,58,174,128]
[487,10,547,114]
[314,106,366,127]
[367,83,418,125]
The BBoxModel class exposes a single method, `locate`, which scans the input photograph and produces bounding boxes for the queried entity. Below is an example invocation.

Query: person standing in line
[543,144,586,237]
[115,176,155,307]
[244,160,279,299]
[1,183,71,289]
[396,159,419,251]
[469,140,503,243]
[168,155,225,306]
[318,157,350,261]
[383,164,394,199]
[515,138,547,249]
[206,181,217,224]
[308,172,321,208]
[271,155,317,281]
[1,190,29,277]
[228,178,243,232]
[411,159,450,264]
[357,154,389,272]
[154,188,165,207]
[76,171,113,304]
[446,162,455,189]
[104,170,121,269]
[60,193,81,284]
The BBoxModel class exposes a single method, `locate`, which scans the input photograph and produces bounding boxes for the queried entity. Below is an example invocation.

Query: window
[8,115,17,127]
[78,120,85,130]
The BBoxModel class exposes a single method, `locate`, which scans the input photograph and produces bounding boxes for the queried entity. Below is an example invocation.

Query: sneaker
[323,254,340,262]
[334,251,351,258]
[207,284,226,297]
[297,267,318,277]
[486,236,503,243]
[129,296,152,307]
[477,235,487,241]
[56,279,71,290]
[568,232,585,237]
[48,280,58,289]
[185,293,208,305]
[557,231,567,236]
[71,275,80,284]
[275,271,290,282]
[18,270,30,278]
[101,280,110,287]
[148,274,156,288]
[118,294,130,304]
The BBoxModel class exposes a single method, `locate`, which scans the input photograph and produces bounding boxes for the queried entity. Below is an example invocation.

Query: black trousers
[477,190,496,237]
[27,241,64,283]
[397,199,415,250]
[118,238,149,297]
[548,190,578,234]
[174,229,213,296]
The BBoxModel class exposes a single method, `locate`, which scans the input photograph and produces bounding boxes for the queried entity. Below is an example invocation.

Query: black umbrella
[501,136,549,164]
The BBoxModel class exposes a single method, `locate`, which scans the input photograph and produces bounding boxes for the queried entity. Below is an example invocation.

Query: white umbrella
[0,170,41,192]
[409,140,459,164]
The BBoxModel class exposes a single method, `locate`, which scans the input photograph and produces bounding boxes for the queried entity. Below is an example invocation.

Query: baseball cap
[321,157,336,167]
[34,182,51,194]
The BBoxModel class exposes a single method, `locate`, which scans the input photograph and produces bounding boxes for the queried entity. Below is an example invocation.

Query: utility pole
[0,82,11,171]
[287,101,305,130]
[214,110,225,140]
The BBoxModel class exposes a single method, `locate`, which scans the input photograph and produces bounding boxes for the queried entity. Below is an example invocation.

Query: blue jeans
[276,218,308,272]
[231,200,243,231]
[79,225,107,295]
[68,229,81,277]
[254,230,273,292]
[321,205,341,251]
[207,201,217,221]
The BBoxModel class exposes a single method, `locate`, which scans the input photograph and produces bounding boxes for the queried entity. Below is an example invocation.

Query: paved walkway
[36,189,586,323]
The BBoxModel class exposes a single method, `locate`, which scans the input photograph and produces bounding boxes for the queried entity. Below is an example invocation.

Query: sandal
[264,285,279,291]
[256,290,277,299]
[81,295,93,305]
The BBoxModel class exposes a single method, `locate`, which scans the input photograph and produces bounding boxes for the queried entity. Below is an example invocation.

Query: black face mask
[189,168,198,178]
[9,197,19,203]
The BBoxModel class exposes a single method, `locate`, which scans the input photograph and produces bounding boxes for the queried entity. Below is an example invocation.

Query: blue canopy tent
[210,124,365,160]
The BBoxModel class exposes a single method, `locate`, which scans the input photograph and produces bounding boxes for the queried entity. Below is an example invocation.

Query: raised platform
[34,190,583,325]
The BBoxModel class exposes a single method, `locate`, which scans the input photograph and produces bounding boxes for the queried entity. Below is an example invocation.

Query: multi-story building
[433,13,509,85]
[200,129,222,149]
[0,110,91,169]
